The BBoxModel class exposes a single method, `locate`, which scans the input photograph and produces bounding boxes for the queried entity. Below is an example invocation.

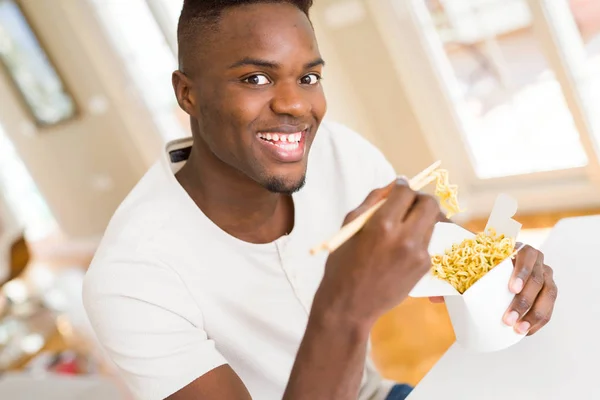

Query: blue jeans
[385,383,413,400]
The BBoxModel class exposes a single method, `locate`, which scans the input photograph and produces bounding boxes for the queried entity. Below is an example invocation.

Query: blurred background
[0,0,599,398]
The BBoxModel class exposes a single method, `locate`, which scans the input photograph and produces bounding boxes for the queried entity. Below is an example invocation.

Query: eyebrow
[228,57,326,70]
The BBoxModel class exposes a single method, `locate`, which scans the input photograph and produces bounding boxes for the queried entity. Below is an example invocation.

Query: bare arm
[282,300,371,399]
[166,306,369,400]
[166,365,251,400]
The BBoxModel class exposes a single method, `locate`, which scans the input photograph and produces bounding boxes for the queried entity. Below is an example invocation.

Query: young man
[83,1,558,399]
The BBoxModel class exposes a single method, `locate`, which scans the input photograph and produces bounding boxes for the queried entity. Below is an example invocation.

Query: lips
[256,129,307,163]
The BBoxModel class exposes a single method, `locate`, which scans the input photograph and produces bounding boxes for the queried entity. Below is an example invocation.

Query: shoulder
[82,245,224,400]
[91,157,194,265]
[316,120,382,154]
[83,161,200,312]
[309,120,397,193]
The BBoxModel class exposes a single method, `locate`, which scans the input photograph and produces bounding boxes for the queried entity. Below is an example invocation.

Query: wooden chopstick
[409,160,442,188]
[310,161,442,255]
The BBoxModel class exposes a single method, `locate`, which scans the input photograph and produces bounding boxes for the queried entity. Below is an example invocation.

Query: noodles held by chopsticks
[431,168,463,218]
[431,228,515,294]
[309,160,465,255]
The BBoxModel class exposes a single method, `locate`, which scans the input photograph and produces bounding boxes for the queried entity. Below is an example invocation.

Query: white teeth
[258,131,303,143]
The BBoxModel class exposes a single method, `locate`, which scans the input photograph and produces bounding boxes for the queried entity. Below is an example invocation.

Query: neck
[175,137,294,244]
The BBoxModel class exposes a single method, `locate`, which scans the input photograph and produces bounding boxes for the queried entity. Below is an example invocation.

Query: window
[145,0,183,55]
[88,0,187,143]
[558,0,600,149]
[369,0,600,215]
[0,126,56,240]
[424,0,588,179]
[0,0,77,127]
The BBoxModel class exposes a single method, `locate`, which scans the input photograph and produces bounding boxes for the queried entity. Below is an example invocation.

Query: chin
[263,175,306,194]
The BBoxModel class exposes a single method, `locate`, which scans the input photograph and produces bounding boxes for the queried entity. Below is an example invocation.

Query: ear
[172,70,197,118]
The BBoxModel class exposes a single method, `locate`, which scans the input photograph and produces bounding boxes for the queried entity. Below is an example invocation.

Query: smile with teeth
[257,131,303,150]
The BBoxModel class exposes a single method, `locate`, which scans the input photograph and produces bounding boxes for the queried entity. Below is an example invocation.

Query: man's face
[175,3,326,194]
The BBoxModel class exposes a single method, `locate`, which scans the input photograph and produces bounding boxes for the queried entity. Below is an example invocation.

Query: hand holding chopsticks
[310,160,443,255]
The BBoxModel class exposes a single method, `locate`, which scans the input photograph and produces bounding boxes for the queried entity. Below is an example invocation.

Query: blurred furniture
[407,215,600,399]
[0,192,29,284]
[0,373,126,400]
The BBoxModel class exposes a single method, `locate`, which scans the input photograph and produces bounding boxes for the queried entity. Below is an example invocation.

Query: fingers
[509,245,541,294]
[372,178,418,227]
[404,193,441,242]
[503,251,545,332]
[343,180,397,225]
[428,296,445,304]
[523,265,558,335]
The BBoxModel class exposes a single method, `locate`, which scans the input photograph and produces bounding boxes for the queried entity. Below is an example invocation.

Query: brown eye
[243,74,270,85]
[300,73,321,85]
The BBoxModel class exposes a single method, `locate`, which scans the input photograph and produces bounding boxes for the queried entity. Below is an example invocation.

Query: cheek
[204,90,270,163]
[310,87,327,121]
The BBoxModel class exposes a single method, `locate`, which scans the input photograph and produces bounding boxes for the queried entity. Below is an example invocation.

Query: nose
[270,81,311,118]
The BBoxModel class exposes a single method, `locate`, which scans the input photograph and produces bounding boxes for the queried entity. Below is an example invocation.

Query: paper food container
[410,193,525,353]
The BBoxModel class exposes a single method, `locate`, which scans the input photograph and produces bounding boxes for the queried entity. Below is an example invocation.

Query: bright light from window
[89,0,188,142]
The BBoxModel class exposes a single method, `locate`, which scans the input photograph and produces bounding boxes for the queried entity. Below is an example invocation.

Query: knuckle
[376,218,395,236]
[533,310,550,325]
[531,271,545,286]
[518,262,534,277]
[415,251,431,269]
[399,237,419,252]
[547,284,558,301]
[420,194,441,213]
[513,296,532,312]
[544,264,554,276]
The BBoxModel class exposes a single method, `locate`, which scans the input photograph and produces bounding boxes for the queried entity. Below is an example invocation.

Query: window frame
[366,0,600,217]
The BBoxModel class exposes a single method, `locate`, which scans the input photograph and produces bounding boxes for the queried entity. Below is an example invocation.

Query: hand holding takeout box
[410,193,525,353]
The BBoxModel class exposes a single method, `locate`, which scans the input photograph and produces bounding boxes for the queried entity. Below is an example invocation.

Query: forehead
[191,3,319,71]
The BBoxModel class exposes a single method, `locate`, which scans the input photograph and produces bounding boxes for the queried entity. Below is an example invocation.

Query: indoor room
[0,0,598,399]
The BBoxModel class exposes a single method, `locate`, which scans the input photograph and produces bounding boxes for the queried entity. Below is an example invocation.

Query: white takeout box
[410,194,525,353]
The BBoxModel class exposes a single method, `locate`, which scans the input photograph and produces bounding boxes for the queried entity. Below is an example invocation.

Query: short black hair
[177,0,314,68]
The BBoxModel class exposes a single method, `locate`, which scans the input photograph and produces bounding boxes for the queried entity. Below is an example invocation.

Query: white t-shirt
[83,120,398,400]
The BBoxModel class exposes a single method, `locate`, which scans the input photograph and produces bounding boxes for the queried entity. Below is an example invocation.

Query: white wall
[0,0,164,239]
[312,0,438,179]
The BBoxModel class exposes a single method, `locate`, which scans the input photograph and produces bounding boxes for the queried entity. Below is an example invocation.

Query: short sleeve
[83,259,227,400]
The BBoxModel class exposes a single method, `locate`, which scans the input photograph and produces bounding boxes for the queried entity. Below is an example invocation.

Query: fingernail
[396,176,408,185]
[511,278,524,294]
[515,321,530,334]
[503,311,519,326]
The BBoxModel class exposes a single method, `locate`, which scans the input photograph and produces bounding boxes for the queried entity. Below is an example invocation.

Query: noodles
[431,228,515,294]
[431,169,463,218]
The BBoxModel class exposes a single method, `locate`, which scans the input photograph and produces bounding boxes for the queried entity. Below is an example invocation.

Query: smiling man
[83,1,558,400]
